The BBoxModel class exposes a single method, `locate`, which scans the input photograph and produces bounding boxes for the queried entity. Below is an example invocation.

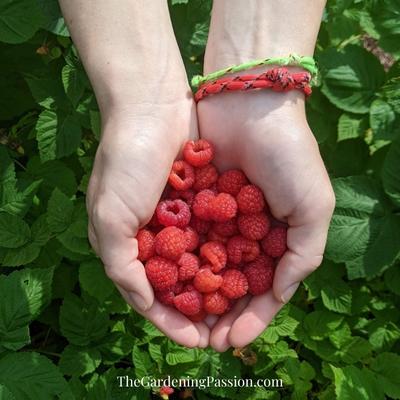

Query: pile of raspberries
[137,139,287,321]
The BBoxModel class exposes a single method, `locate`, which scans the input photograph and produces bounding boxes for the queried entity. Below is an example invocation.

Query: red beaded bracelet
[194,67,312,102]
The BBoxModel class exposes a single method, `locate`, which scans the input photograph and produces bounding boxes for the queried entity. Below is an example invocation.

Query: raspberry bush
[0,1,399,399]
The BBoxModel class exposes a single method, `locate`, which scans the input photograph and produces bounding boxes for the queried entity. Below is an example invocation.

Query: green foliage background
[0,0,399,399]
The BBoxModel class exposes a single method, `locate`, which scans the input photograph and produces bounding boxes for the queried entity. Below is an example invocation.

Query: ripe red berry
[200,241,227,273]
[190,215,212,234]
[210,193,238,222]
[188,309,207,322]
[155,289,175,306]
[169,160,195,190]
[192,190,215,220]
[155,227,187,260]
[212,218,239,237]
[173,290,203,316]
[159,386,174,397]
[193,164,218,191]
[137,229,155,261]
[236,185,265,214]
[207,229,229,244]
[220,269,248,299]
[178,252,200,281]
[156,199,191,228]
[193,268,223,293]
[262,226,287,258]
[183,139,215,167]
[217,169,248,196]
[145,256,178,290]
[226,235,260,264]
[182,226,199,252]
[238,212,270,240]
[203,291,229,314]
[243,255,274,295]
[169,189,195,207]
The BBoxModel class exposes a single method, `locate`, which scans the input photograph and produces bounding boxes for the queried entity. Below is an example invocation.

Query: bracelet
[192,54,317,87]
[194,67,312,102]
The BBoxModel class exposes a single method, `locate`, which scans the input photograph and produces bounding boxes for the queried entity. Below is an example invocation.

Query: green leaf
[38,0,70,36]
[337,113,367,141]
[371,353,400,399]
[384,266,400,295]
[1,242,41,267]
[47,188,74,233]
[0,385,16,400]
[89,110,101,140]
[382,138,400,207]
[370,99,396,141]
[0,212,30,248]
[320,45,385,113]
[166,348,201,365]
[132,345,154,379]
[59,345,101,376]
[0,352,69,400]
[368,320,400,351]
[321,280,352,314]
[62,64,85,107]
[303,311,344,341]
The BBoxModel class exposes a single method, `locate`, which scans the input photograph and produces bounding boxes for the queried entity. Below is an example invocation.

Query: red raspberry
[188,309,207,322]
[155,227,187,260]
[156,199,191,228]
[182,226,199,252]
[217,169,248,196]
[183,139,215,167]
[262,226,287,258]
[159,386,174,397]
[203,291,229,314]
[173,281,184,294]
[220,269,248,299]
[210,193,238,222]
[155,289,175,306]
[173,290,203,316]
[145,256,178,290]
[212,218,239,237]
[238,213,270,240]
[193,268,223,293]
[207,229,228,244]
[183,283,195,292]
[243,255,274,295]
[137,229,155,261]
[169,189,195,207]
[236,185,265,214]
[190,215,212,234]
[193,164,218,191]
[200,241,227,273]
[227,235,260,264]
[169,160,195,190]
[178,252,200,281]
[148,212,161,229]
[192,190,215,220]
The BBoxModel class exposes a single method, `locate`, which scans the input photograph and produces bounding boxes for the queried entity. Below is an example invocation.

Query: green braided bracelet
[191,54,318,87]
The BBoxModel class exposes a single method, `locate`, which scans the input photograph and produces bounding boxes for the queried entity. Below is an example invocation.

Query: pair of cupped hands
[86,77,335,351]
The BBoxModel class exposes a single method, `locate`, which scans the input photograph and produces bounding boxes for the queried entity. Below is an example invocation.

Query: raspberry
[200,241,227,273]
[170,189,195,207]
[210,193,238,222]
[190,215,212,234]
[145,256,178,290]
[155,289,175,306]
[212,218,239,237]
[203,291,229,314]
[173,290,203,316]
[207,229,229,244]
[183,139,215,167]
[159,386,174,397]
[156,199,191,228]
[220,269,248,299]
[178,252,200,281]
[155,227,187,260]
[182,226,199,252]
[217,169,248,196]
[262,226,287,258]
[227,235,260,264]
[238,213,270,240]
[173,281,184,294]
[236,185,265,214]
[193,268,223,293]
[192,190,215,220]
[193,164,218,191]
[188,309,207,322]
[137,229,155,261]
[148,212,161,229]
[169,160,195,190]
[243,255,274,295]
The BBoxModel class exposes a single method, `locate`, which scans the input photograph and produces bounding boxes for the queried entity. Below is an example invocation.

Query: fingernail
[129,293,149,312]
[281,282,300,304]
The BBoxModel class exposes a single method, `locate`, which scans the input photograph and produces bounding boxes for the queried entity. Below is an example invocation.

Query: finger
[194,321,211,348]
[205,315,219,329]
[228,291,283,348]
[88,221,100,255]
[210,296,251,352]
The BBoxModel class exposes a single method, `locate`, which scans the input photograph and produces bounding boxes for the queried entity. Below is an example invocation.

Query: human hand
[197,90,335,351]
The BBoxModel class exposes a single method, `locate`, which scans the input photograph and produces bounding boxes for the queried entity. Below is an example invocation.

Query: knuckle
[91,200,118,232]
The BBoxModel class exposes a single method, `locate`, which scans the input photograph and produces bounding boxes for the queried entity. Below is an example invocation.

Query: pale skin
[59,0,334,350]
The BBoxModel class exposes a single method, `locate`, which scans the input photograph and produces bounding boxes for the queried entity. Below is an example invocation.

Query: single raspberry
[238,213,270,240]
[173,290,203,316]
[155,289,175,306]
[145,256,178,290]
[178,252,200,281]
[183,139,215,167]
[227,235,260,264]
[207,229,229,244]
[169,160,195,190]
[203,291,229,314]
[188,309,207,322]
[193,268,223,293]
[212,218,239,237]
[137,229,155,261]
[155,227,187,260]
[236,185,265,214]
[200,241,227,273]
[193,164,218,191]
[190,215,212,234]
[159,386,174,398]
[220,269,248,299]
[169,189,195,207]
[192,190,215,220]
[210,193,238,222]
[243,255,274,295]
[262,226,287,258]
[182,226,199,252]
[156,199,191,228]
[217,169,248,196]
